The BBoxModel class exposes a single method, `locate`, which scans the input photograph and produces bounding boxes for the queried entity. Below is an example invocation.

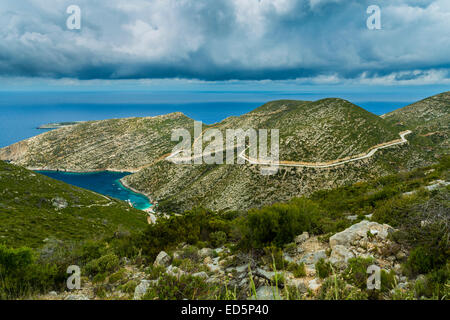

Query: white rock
[192,271,208,279]
[329,245,355,265]
[299,250,327,265]
[199,248,214,258]
[329,221,394,248]
[308,279,322,292]
[249,286,282,300]
[295,232,309,244]
[154,251,171,267]
[64,294,89,300]
[133,280,153,300]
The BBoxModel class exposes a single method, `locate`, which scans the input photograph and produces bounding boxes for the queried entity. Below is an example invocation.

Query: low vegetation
[0,156,448,300]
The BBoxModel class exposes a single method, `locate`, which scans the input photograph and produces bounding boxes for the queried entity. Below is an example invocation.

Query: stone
[52,197,68,209]
[166,265,185,278]
[308,279,322,292]
[286,278,308,293]
[134,280,154,300]
[396,251,406,260]
[154,251,171,267]
[235,264,249,274]
[249,286,282,300]
[295,232,309,244]
[255,268,275,280]
[299,250,327,265]
[192,271,208,279]
[203,256,213,264]
[329,245,354,265]
[207,263,220,273]
[199,248,214,258]
[64,294,89,300]
[329,220,394,248]
[48,291,58,296]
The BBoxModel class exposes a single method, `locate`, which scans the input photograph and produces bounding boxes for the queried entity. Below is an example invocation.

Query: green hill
[0,161,147,248]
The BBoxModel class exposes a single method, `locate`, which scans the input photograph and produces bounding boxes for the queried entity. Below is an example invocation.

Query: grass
[0,161,148,248]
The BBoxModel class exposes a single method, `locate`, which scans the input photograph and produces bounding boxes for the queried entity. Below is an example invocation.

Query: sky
[0,0,449,91]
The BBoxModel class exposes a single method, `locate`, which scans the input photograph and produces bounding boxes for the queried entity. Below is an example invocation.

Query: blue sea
[36,170,152,210]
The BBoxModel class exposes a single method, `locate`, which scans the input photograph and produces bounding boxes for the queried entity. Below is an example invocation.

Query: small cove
[35,170,152,210]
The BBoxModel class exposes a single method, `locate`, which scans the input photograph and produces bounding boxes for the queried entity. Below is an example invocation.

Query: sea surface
[36,170,152,210]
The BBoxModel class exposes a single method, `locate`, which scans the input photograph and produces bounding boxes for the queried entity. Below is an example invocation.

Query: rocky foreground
[38,219,417,300]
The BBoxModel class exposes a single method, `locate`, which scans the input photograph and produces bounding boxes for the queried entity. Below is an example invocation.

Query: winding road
[166,130,412,169]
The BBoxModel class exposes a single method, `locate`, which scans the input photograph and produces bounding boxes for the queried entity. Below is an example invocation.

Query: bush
[137,208,231,260]
[210,231,227,247]
[240,198,322,249]
[0,244,62,299]
[287,262,306,278]
[343,257,374,290]
[317,275,368,300]
[315,258,332,279]
[142,273,219,300]
[84,254,120,277]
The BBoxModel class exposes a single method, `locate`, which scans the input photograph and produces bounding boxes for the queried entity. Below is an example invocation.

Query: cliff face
[1,94,448,213]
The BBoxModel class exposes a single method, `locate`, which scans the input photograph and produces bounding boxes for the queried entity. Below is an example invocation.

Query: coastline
[32,167,153,211]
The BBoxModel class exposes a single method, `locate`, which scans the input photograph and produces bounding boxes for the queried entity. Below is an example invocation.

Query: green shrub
[318,275,368,300]
[84,254,120,277]
[145,265,166,280]
[287,262,306,278]
[210,231,227,247]
[380,269,397,292]
[240,198,322,248]
[119,280,138,294]
[108,269,127,284]
[0,244,62,299]
[142,273,219,300]
[343,257,375,290]
[315,258,332,279]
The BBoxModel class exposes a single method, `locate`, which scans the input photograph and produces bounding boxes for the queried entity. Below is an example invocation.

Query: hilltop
[0,161,147,248]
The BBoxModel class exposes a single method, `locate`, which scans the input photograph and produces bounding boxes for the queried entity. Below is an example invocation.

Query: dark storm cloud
[0,0,449,81]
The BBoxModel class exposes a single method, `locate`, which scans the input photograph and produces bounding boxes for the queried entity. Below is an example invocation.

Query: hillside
[215,98,401,162]
[0,161,147,248]
[0,112,194,172]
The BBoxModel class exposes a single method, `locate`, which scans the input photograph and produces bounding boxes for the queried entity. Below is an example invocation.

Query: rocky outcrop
[154,251,171,267]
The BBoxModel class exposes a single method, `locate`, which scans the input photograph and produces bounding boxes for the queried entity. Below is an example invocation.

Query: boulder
[329,245,355,265]
[329,221,394,248]
[154,251,171,267]
[299,250,327,265]
[166,265,185,278]
[52,197,68,209]
[308,279,322,292]
[192,271,208,279]
[64,294,89,300]
[199,248,214,258]
[249,286,282,300]
[295,232,309,244]
[286,278,308,293]
[133,280,153,300]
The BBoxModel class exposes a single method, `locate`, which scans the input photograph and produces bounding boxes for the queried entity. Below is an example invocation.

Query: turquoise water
[36,170,152,210]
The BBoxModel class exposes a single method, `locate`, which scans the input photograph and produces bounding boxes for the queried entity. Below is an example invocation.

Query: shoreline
[32,167,154,211]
